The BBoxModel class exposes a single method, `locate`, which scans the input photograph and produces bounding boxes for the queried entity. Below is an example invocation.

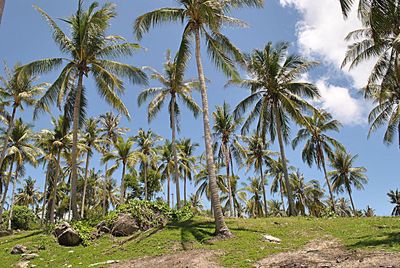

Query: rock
[53,222,71,237]
[21,253,39,260]
[11,245,27,254]
[111,214,139,237]
[262,234,281,244]
[16,260,30,268]
[57,227,82,247]
[99,226,110,233]
[0,230,12,237]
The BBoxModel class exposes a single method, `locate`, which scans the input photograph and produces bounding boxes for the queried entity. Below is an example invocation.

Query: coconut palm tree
[189,193,204,214]
[135,0,264,237]
[103,136,137,204]
[387,189,400,216]
[158,140,174,207]
[233,42,319,216]
[0,64,46,182]
[212,102,243,217]
[80,117,104,218]
[0,0,5,24]
[19,1,147,220]
[178,138,198,204]
[138,50,200,208]
[329,150,368,215]
[292,110,344,211]
[240,133,276,216]
[133,129,161,201]
[241,177,264,218]
[15,177,40,210]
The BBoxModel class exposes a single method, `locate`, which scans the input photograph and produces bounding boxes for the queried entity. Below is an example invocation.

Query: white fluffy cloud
[279,0,375,125]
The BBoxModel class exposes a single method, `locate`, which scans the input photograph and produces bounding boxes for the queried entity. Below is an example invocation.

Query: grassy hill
[1,216,400,267]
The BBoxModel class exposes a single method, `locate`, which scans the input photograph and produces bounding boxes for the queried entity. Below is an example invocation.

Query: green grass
[1,216,400,267]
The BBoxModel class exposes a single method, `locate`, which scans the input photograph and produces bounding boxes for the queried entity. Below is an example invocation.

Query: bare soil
[256,237,400,268]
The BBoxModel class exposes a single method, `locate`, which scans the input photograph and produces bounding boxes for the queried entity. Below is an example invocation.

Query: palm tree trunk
[170,95,181,208]
[0,0,4,24]
[279,175,286,212]
[274,105,295,216]
[167,174,171,207]
[0,157,14,222]
[49,150,61,225]
[8,164,19,230]
[80,150,91,218]
[260,164,268,217]
[144,162,148,200]
[40,164,51,225]
[70,72,83,220]
[223,144,234,217]
[120,162,126,204]
[230,156,237,217]
[347,185,356,215]
[321,156,336,213]
[183,169,187,204]
[194,29,231,237]
[0,106,16,183]
[103,161,108,216]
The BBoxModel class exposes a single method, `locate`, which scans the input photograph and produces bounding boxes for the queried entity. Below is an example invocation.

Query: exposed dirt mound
[110,250,223,268]
[256,237,400,268]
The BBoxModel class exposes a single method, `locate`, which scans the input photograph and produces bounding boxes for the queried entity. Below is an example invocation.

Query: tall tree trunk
[167,175,170,207]
[0,157,14,222]
[274,105,295,216]
[347,184,356,215]
[279,175,286,212]
[80,150,91,218]
[0,0,4,24]
[70,72,83,220]
[223,144,234,217]
[194,29,231,237]
[103,161,108,216]
[49,150,61,225]
[120,162,126,204]
[230,156,237,217]
[41,164,51,225]
[183,169,187,204]
[0,106,16,184]
[321,154,336,213]
[260,163,268,217]
[8,164,19,230]
[170,95,181,208]
[144,163,148,200]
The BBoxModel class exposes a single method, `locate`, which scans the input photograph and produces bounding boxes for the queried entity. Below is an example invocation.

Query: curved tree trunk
[80,150,91,218]
[0,106,16,185]
[274,105,295,216]
[321,155,336,213]
[223,144,234,217]
[0,157,14,222]
[194,29,231,237]
[41,165,51,225]
[0,0,4,24]
[8,164,19,230]
[70,72,83,220]
[170,95,181,208]
[347,184,356,215]
[120,162,126,204]
[260,163,268,217]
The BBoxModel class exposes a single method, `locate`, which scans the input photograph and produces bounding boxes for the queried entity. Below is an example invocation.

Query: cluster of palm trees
[1,0,400,236]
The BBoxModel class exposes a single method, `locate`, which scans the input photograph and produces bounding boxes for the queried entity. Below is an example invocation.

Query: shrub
[5,206,37,230]
[71,221,96,246]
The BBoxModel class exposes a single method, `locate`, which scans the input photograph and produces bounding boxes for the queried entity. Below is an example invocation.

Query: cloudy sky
[0,0,398,215]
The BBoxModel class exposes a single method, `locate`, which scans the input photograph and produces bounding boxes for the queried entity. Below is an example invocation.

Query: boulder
[11,245,27,254]
[53,222,71,237]
[111,214,139,237]
[96,220,110,234]
[21,253,39,260]
[54,222,82,247]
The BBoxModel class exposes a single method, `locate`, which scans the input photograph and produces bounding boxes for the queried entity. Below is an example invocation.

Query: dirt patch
[110,250,223,268]
[256,237,400,268]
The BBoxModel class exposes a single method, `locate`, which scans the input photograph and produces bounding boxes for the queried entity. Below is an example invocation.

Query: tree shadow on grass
[0,230,43,245]
[349,232,400,249]
[168,220,215,250]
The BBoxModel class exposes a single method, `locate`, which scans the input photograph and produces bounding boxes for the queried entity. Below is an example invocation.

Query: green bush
[4,206,37,230]
[71,221,96,246]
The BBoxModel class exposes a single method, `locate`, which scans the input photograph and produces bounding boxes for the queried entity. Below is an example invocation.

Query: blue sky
[0,0,398,215]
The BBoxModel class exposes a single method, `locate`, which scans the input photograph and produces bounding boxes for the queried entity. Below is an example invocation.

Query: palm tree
[387,189,400,216]
[329,149,368,215]
[19,1,147,220]
[292,110,343,211]
[158,140,174,207]
[233,42,319,216]
[138,50,200,208]
[241,133,275,216]
[179,138,198,203]
[15,177,40,210]
[135,0,264,237]
[80,117,103,218]
[133,129,161,201]
[0,64,46,182]
[241,177,264,218]
[212,102,243,217]
[99,112,128,215]
[189,193,203,214]
[103,137,137,204]
[269,157,293,213]
[0,0,4,24]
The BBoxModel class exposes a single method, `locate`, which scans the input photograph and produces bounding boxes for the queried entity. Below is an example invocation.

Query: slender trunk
[49,150,61,225]
[0,106,16,183]
[347,184,356,215]
[321,155,336,213]
[230,156,237,217]
[183,169,187,204]
[144,163,148,200]
[195,29,231,237]
[41,164,51,225]
[120,162,126,204]
[80,150,91,218]
[0,157,14,222]
[8,164,18,230]
[279,175,286,212]
[260,164,268,217]
[103,161,108,216]
[70,72,83,220]
[170,95,181,208]
[167,175,170,207]
[0,0,4,24]
[223,144,234,217]
[274,104,295,216]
